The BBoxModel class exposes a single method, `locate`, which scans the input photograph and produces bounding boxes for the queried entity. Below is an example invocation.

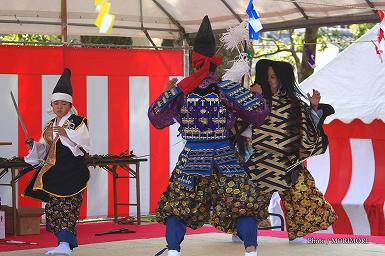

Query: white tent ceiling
[0,0,383,41]
[300,24,385,124]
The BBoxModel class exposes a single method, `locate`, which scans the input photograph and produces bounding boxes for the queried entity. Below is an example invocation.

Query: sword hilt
[25,138,34,149]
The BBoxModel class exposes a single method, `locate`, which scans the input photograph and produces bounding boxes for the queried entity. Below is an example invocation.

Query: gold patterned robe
[244,90,337,239]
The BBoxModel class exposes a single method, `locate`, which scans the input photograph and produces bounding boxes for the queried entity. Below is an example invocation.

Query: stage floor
[1,233,385,256]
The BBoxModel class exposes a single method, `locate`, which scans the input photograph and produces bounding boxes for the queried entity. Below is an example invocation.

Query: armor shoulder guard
[66,114,87,130]
[218,80,262,110]
[152,86,182,115]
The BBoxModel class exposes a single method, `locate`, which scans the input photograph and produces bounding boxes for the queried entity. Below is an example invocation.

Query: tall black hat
[193,15,216,57]
[53,68,73,97]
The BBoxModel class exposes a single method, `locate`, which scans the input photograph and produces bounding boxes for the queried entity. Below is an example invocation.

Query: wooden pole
[61,0,68,43]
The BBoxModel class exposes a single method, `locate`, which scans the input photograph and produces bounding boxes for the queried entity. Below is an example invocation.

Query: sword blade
[10,91,31,140]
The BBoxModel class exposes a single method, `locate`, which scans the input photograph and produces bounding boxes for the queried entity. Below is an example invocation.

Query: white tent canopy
[300,24,385,124]
[0,0,382,40]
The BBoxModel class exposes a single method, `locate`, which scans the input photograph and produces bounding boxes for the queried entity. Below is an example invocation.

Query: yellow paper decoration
[94,0,115,33]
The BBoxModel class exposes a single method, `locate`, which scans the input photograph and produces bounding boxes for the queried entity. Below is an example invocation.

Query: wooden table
[0,155,147,235]
[0,159,27,236]
[86,156,148,225]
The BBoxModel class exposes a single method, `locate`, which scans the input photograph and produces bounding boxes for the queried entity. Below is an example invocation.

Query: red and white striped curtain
[0,46,185,219]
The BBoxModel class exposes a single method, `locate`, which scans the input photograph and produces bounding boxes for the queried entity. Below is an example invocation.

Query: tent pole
[139,0,158,49]
[61,0,68,43]
[290,0,309,19]
[363,0,378,14]
[184,47,190,78]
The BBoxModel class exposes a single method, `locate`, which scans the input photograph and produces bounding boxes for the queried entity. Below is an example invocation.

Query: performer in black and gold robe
[234,60,337,242]
[24,68,90,256]
[149,16,269,256]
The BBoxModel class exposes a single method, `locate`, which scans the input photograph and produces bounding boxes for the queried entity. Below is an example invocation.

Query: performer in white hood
[24,68,91,256]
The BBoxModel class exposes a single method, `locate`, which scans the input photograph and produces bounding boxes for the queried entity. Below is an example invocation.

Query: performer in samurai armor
[148,15,270,256]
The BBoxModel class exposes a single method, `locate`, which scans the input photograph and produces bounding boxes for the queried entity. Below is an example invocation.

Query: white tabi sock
[244,251,257,256]
[168,249,180,256]
[45,242,72,255]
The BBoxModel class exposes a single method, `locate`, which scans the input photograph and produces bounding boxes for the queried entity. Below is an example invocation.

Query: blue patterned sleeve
[218,80,269,126]
[148,86,184,129]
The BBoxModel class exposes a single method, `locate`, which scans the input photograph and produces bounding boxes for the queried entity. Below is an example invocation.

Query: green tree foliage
[252,23,375,83]
[350,23,375,39]
[0,34,134,47]
[0,34,61,44]
[253,28,314,82]
[79,36,132,46]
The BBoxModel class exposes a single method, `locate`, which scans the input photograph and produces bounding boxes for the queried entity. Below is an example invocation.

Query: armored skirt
[156,140,270,233]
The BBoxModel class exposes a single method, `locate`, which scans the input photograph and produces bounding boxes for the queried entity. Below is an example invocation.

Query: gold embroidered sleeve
[299,102,325,160]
